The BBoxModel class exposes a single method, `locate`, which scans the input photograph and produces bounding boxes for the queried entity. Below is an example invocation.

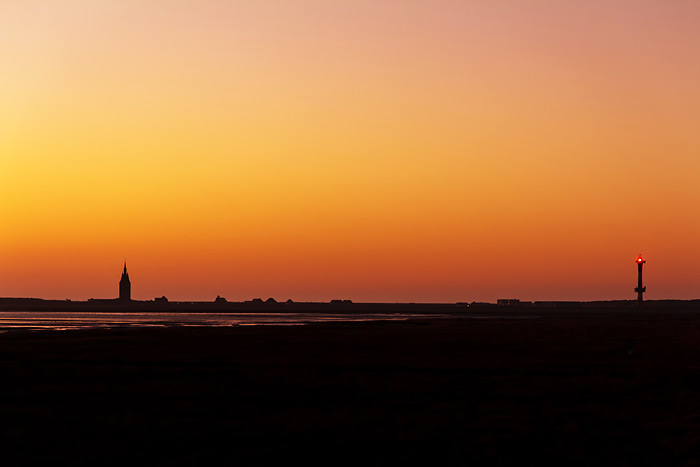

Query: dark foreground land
[2,309,700,465]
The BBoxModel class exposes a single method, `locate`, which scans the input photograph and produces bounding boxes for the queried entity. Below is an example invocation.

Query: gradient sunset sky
[2,1,699,302]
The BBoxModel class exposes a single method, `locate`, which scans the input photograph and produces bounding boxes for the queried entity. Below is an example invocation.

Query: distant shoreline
[2,296,700,313]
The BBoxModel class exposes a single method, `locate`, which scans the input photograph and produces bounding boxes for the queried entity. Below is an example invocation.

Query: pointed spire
[119,261,131,301]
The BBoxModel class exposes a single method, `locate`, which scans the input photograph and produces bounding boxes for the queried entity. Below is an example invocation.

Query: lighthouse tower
[635,255,646,306]
[119,263,131,301]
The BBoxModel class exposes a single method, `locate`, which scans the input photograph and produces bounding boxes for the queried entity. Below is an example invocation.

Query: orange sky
[2,1,699,302]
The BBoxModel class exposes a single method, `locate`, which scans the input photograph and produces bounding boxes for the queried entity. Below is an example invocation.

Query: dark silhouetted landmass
[2,303,700,464]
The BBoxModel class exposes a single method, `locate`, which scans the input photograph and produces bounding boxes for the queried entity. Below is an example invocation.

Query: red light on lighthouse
[636,255,646,305]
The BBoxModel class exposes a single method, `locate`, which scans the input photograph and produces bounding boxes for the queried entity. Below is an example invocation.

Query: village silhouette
[3,257,699,314]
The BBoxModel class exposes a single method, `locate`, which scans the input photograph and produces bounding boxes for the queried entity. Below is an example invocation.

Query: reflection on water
[0,311,436,332]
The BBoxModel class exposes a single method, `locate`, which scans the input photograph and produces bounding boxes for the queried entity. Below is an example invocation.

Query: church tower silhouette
[119,263,131,301]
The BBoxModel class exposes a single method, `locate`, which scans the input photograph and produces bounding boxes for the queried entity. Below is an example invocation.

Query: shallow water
[0,311,439,332]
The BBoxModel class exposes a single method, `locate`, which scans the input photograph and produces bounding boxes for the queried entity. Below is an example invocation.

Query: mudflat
[2,310,700,465]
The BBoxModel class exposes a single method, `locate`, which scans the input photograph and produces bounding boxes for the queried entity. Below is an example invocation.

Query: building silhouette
[119,263,131,301]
